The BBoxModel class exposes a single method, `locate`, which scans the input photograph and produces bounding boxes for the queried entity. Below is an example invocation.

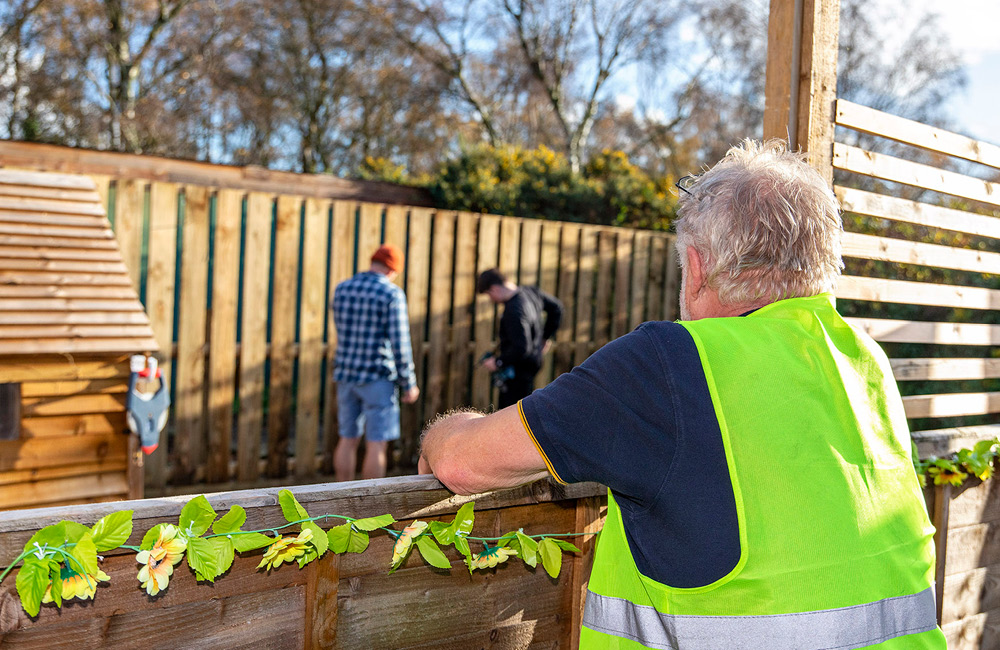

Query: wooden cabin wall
[0,354,141,509]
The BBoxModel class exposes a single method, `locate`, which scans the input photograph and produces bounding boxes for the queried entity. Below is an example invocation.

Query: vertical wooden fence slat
[554,224,580,377]
[575,227,598,364]
[647,236,667,322]
[613,231,633,339]
[519,219,542,288]
[91,174,112,217]
[237,193,273,482]
[295,198,330,480]
[144,182,178,487]
[267,195,302,478]
[114,179,144,290]
[448,213,476,410]
[594,230,615,348]
[384,206,407,289]
[538,222,562,383]
[629,231,651,329]
[663,238,680,321]
[173,185,211,484]
[426,214,455,420]
[323,202,357,472]
[357,203,382,263]
[205,189,242,483]
[499,217,521,279]
[569,495,605,650]
[473,215,501,410]
[402,209,432,462]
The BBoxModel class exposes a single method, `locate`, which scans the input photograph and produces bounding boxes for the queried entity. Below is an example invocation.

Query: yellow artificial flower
[390,520,428,569]
[468,546,518,570]
[258,528,313,571]
[41,566,110,603]
[136,523,187,596]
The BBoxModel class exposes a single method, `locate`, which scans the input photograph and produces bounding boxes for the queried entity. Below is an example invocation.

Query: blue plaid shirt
[332,271,416,390]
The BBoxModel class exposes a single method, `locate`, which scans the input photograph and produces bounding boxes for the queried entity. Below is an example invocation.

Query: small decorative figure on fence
[125,354,169,455]
[476,268,563,408]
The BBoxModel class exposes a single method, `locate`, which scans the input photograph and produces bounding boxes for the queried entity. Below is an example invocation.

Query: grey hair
[674,139,843,306]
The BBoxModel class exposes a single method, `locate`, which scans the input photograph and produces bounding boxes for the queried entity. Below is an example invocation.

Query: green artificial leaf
[352,514,395,532]
[16,558,50,617]
[538,538,562,579]
[179,495,217,537]
[453,502,475,537]
[515,532,538,568]
[453,536,472,559]
[232,532,277,553]
[24,524,64,556]
[68,533,98,577]
[429,520,454,545]
[278,489,309,523]
[213,505,247,535]
[186,537,221,582]
[303,522,328,558]
[414,536,451,569]
[212,537,236,576]
[91,511,134,552]
[48,562,62,608]
[927,458,968,487]
[550,539,582,553]
[328,523,369,554]
[140,524,165,550]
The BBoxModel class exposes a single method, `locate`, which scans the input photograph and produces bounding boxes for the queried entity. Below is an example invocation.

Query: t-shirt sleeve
[519,322,681,505]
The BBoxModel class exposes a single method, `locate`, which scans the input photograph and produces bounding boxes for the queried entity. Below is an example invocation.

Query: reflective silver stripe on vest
[583,586,937,650]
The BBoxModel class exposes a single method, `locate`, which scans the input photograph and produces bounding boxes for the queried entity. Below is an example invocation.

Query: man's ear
[685,246,706,297]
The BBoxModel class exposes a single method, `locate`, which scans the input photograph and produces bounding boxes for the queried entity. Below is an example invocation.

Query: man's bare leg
[334,436,361,482]
[361,440,389,479]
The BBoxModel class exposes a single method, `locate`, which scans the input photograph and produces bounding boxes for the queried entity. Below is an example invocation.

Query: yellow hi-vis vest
[580,294,945,650]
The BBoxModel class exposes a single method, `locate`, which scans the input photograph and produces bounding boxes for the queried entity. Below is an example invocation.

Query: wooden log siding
[0,476,605,648]
[73,180,677,491]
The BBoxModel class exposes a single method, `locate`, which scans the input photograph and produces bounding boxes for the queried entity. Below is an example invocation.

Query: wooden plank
[0,210,109,228]
[932,482,951,625]
[0,269,133,286]
[472,215,501,409]
[357,202,382,266]
[20,412,125,438]
[0,432,128,472]
[0,458,129,486]
[112,179,144,289]
[0,338,158,356]
[204,189,242,483]
[143,181,178,488]
[401,208,432,465]
[574,227,597,363]
[594,229,615,348]
[944,521,1000,577]
[569,495,605,649]
[172,185,210,484]
[0,195,106,217]
[307,551,341,649]
[266,195,302,478]
[0,256,129,274]
[836,186,1000,240]
[892,358,1000,382]
[0,245,121,262]
[0,168,97,190]
[383,205,407,289]
[613,230,633,339]
[425,214,455,420]
[663,235,680,321]
[0,291,141,303]
[295,198,330,479]
[0,221,115,239]
[498,216,520,280]
[20,378,127,397]
[236,193,274,482]
[942,607,1000,650]
[0,358,126,383]
[845,317,1000,346]
[837,275,1000,311]
[0,233,119,250]
[554,224,580,376]
[842,231,1000,275]
[0,471,129,510]
[447,213,476,410]
[629,231,651,328]
[647,235,667,320]
[834,143,1000,209]
[519,219,541,287]
[903,391,1000,419]
[0,311,150,326]
[21,393,125,417]
[0,324,154,339]
[0,183,100,203]
[763,0,796,144]
[322,201,356,472]
[836,99,1000,171]
[538,222,561,384]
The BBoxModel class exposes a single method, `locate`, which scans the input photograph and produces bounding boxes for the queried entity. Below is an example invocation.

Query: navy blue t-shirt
[519,320,740,588]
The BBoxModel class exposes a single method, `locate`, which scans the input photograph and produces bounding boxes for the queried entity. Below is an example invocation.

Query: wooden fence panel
[519,219,541,288]
[472,215,500,410]
[267,195,302,478]
[554,224,580,377]
[594,230,615,349]
[113,179,144,290]
[575,227,597,364]
[357,203,382,264]
[296,198,330,479]
[205,189,242,483]
[613,231,633,340]
[448,213,475,411]
[172,185,210,484]
[237,193,273,483]
[323,202,356,471]
[647,236,667,321]
[402,208,432,461]
[425,214,455,420]
[630,231,651,329]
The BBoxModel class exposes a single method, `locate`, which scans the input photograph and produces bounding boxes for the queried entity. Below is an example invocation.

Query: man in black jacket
[476,268,564,409]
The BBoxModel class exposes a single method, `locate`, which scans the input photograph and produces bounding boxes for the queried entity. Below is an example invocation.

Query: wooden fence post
[931,483,951,626]
[763,0,840,183]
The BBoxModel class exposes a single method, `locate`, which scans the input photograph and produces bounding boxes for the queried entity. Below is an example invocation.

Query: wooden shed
[0,169,159,509]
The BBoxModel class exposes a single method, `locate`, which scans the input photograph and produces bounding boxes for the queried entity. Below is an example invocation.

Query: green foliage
[186,537,222,582]
[353,514,396,531]
[179,496,217,537]
[537,538,563,579]
[328,523,370,554]
[16,559,50,617]
[414,536,451,569]
[916,437,1000,488]
[426,144,676,229]
[90,511,134,552]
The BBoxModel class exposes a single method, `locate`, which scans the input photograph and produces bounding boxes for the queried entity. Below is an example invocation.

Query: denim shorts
[336,380,400,442]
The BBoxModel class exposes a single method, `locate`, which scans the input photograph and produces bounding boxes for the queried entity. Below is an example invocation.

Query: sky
[913,0,1000,146]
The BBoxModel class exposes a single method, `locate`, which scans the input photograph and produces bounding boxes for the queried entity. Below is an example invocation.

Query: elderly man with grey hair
[419,140,945,650]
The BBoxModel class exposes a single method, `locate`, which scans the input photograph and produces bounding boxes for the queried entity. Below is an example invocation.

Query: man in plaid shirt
[332,244,419,481]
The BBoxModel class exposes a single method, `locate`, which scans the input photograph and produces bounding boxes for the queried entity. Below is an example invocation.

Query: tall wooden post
[763,0,840,184]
